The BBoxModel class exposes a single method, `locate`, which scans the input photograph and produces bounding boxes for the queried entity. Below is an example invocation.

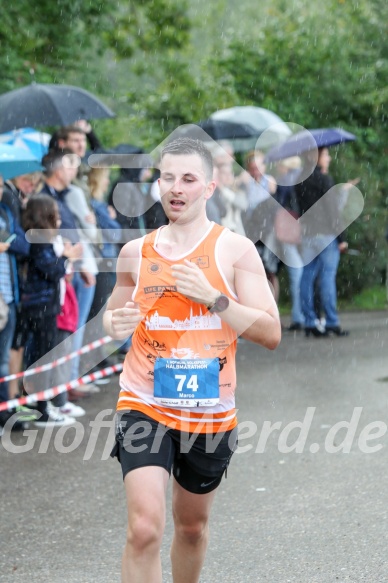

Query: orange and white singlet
[117,222,239,433]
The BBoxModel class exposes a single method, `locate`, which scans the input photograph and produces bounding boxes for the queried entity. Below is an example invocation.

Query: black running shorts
[110,410,238,494]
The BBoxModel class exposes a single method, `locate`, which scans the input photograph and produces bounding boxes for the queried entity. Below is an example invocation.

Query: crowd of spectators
[0,126,353,434]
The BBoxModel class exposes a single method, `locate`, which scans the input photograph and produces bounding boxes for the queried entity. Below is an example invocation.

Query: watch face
[213,294,229,312]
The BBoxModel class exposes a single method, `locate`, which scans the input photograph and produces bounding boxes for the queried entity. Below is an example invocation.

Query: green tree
[0,0,190,93]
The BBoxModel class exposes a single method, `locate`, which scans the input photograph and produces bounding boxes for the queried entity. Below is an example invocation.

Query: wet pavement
[1,310,388,582]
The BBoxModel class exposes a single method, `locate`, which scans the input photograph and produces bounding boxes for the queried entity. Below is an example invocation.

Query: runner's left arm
[171,235,281,349]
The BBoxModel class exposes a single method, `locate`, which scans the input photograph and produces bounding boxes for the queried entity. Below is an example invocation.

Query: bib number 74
[175,374,199,392]
[153,357,219,407]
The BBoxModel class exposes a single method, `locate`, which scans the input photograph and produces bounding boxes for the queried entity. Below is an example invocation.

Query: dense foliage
[0,0,386,298]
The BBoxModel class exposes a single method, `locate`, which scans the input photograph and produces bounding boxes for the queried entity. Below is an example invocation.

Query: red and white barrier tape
[0,363,123,413]
[0,335,113,385]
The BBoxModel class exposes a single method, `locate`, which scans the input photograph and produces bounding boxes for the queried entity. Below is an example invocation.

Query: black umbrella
[196,118,257,140]
[171,120,257,142]
[265,128,356,162]
[0,83,115,132]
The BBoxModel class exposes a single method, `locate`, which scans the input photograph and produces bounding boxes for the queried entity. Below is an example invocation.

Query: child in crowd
[21,194,82,427]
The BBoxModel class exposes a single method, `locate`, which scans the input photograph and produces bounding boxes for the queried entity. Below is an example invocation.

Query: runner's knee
[173,514,209,545]
[126,514,165,553]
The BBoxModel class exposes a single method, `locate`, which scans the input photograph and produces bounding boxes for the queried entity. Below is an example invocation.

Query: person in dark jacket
[21,194,80,427]
[295,148,350,337]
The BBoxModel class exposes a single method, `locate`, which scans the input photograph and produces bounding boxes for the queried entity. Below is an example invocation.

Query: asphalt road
[1,310,388,583]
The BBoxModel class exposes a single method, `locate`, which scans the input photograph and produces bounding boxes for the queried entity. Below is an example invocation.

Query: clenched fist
[171,259,219,307]
[109,301,144,340]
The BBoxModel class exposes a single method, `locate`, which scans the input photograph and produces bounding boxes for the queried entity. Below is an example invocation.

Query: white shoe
[76,382,100,394]
[314,318,326,333]
[33,406,76,428]
[94,378,110,385]
[59,402,86,418]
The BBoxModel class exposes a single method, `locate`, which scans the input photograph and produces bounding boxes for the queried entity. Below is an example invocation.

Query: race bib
[154,357,219,407]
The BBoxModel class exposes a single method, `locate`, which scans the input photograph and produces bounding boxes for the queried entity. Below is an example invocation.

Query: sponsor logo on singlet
[144,338,167,353]
[190,255,209,269]
[147,261,163,275]
[144,285,177,297]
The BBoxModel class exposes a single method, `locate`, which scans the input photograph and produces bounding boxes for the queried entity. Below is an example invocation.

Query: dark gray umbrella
[265,128,356,162]
[168,120,257,142]
[196,119,257,140]
[0,83,115,132]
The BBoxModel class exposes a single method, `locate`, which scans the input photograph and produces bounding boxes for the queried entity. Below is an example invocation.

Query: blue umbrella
[0,144,43,180]
[265,128,356,162]
[0,127,51,159]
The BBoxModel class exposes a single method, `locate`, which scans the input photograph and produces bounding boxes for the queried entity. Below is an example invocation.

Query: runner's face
[158,154,215,222]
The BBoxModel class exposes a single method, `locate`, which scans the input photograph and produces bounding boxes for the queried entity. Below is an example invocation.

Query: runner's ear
[204,180,216,200]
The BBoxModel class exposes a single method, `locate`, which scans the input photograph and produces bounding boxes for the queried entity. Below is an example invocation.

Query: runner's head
[158,138,216,222]
[160,138,214,183]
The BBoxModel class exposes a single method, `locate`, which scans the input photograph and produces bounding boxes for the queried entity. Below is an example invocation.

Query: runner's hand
[109,302,143,339]
[172,259,219,307]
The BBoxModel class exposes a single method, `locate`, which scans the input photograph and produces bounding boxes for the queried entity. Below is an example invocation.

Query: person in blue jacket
[0,174,30,432]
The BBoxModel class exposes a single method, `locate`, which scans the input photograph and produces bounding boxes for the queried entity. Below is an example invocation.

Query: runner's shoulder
[220,228,263,271]
[221,228,255,256]
[119,237,144,259]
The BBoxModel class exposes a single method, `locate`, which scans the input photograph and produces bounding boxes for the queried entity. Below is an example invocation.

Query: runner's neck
[157,218,213,256]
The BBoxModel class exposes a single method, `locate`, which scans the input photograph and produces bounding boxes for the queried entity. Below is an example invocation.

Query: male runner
[104,137,281,583]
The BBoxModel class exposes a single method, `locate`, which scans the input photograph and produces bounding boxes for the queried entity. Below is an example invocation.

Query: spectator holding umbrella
[2,172,42,221]
[295,147,358,337]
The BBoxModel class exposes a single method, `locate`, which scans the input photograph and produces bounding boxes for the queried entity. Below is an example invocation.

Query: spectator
[295,147,351,337]
[2,172,42,221]
[83,167,122,371]
[274,157,304,331]
[39,150,99,392]
[0,174,30,433]
[241,151,280,300]
[1,172,42,399]
[216,162,247,236]
[21,194,79,426]
[50,234,85,417]
[240,150,277,218]
[110,165,164,242]
[0,175,30,430]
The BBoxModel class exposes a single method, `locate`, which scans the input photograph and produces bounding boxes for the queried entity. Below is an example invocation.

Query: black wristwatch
[208,293,229,313]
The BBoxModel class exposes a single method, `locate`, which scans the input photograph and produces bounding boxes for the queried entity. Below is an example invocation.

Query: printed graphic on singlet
[144,338,167,353]
[203,340,231,351]
[170,347,200,359]
[144,285,178,300]
[147,261,163,275]
[145,307,222,331]
[154,357,220,408]
[219,356,227,371]
[190,255,209,269]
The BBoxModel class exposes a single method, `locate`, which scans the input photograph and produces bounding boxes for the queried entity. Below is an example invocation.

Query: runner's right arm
[103,239,144,340]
